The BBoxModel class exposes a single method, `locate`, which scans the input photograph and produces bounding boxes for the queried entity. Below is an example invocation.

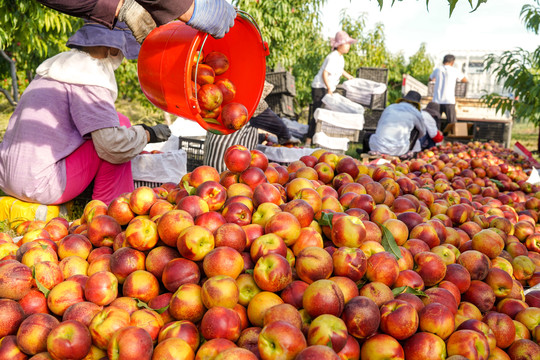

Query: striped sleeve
[203,125,259,173]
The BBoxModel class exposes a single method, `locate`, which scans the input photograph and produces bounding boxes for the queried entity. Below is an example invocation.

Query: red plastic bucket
[138,12,269,135]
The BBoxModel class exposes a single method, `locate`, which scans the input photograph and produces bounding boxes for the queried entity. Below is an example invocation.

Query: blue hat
[66,21,140,60]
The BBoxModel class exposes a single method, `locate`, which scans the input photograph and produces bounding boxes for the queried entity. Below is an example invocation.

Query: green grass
[509,121,538,152]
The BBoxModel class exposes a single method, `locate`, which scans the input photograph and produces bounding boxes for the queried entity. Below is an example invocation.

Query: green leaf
[183,180,197,196]
[318,212,334,229]
[448,0,458,16]
[135,298,152,311]
[135,298,169,314]
[490,178,504,189]
[356,278,368,290]
[327,340,333,349]
[379,223,403,260]
[245,269,254,275]
[391,286,427,297]
[32,266,50,298]
[154,304,170,314]
[203,118,222,125]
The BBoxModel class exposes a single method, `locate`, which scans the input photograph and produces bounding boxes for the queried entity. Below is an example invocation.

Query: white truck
[402,51,513,147]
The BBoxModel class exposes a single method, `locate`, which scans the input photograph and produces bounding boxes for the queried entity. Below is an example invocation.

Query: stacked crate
[354,67,389,152]
[179,137,205,172]
[265,71,296,118]
[355,67,389,112]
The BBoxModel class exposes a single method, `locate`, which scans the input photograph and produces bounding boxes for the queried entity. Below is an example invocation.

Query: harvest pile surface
[1,140,540,360]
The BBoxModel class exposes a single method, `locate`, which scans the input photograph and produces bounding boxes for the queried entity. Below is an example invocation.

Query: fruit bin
[134,180,164,188]
[266,71,296,96]
[428,80,468,98]
[363,109,384,130]
[355,67,389,110]
[314,120,360,143]
[266,93,295,118]
[179,136,205,172]
[131,135,187,187]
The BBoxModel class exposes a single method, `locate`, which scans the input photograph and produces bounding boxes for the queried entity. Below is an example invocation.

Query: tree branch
[0,48,19,103]
[0,88,16,107]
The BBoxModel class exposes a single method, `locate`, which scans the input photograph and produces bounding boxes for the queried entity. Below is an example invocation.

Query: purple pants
[53,113,134,205]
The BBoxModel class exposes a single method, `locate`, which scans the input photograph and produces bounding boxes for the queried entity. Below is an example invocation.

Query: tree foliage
[232,0,329,106]
[0,0,80,104]
[0,1,146,107]
[482,0,540,125]
[406,43,434,84]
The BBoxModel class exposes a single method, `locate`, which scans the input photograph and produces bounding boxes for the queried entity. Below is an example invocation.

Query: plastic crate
[472,121,507,144]
[266,94,295,118]
[356,67,388,110]
[356,67,389,85]
[134,180,163,188]
[315,120,360,142]
[266,71,296,96]
[428,82,468,98]
[179,137,205,172]
[363,109,384,130]
[359,129,376,153]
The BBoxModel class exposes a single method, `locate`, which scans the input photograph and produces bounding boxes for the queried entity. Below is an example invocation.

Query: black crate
[266,71,296,96]
[356,67,389,85]
[472,122,507,144]
[428,82,468,98]
[363,109,384,130]
[359,129,376,153]
[179,137,205,172]
[356,67,388,110]
[134,180,164,188]
[267,94,295,118]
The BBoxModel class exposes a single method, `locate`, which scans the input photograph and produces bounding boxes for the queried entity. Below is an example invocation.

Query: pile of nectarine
[1,140,540,359]
[192,51,249,131]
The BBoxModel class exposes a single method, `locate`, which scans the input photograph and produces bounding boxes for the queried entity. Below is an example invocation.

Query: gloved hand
[187,0,236,39]
[141,124,171,143]
[118,0,157,44]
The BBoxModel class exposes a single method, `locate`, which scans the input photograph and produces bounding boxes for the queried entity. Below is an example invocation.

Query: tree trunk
[0,49,19,106]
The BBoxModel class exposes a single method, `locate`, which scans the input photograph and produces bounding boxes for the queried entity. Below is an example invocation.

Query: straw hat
[396,90,422,110]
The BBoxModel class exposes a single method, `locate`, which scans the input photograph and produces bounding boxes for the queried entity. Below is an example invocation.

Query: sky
[321,0,539,61]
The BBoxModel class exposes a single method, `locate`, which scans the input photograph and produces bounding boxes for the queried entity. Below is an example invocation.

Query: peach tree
[482,1,540,127]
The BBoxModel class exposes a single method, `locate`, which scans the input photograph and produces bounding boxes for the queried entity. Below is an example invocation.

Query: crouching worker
[0,21,170,205]
[368,90,426,158]
[417,101,444,151]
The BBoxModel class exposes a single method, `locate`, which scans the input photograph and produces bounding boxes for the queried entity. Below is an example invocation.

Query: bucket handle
[192,9,269,111]
[235,9,270,55]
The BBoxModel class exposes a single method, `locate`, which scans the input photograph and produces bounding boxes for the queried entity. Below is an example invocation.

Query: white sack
[132,149,187,183]
[312,131,349,152]
[314,108,364,130]
[322,93,365,114]
[342,78,387,106]
[255,145,321,163]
